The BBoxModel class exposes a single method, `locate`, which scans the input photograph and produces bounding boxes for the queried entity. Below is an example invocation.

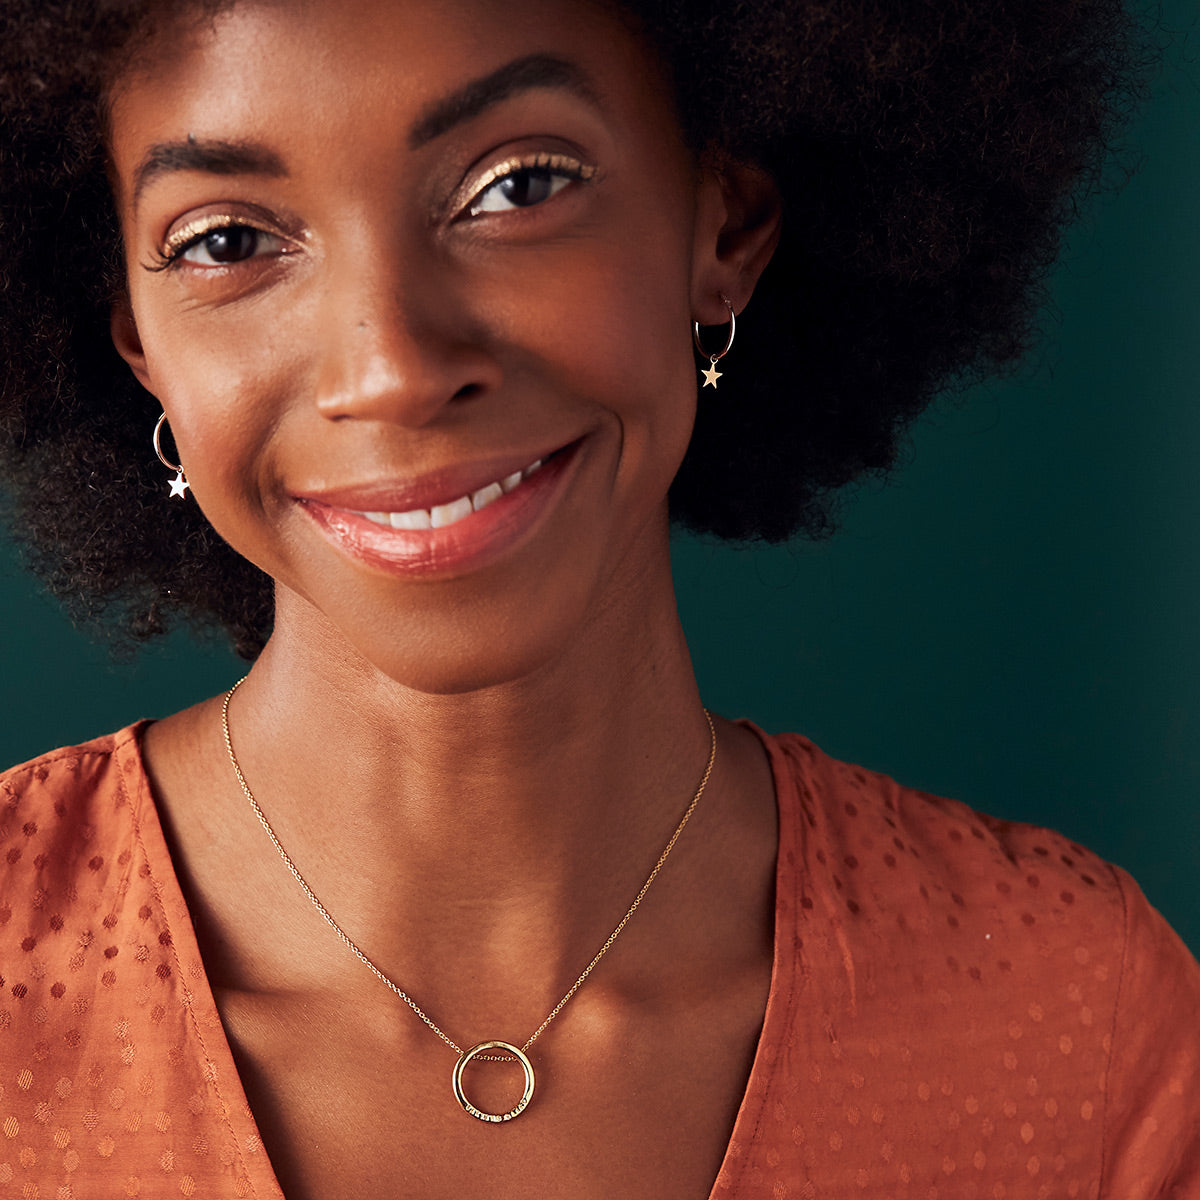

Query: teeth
[353,453,549,532]
[389,508,432,531]
[471,482,503,511]
[430,495,473,528]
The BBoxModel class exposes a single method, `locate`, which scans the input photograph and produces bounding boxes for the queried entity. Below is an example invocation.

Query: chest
[217,984,767,1200]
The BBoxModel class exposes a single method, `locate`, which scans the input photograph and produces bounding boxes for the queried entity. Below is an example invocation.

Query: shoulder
[0,726,151,919]
[759,729,1200,1193]
[764,728,1127,931]
[1,725,148,824]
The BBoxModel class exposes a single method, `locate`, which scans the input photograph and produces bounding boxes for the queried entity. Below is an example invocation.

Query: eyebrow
[132,139,286,209]
[129,54,596,208]
[409,53,600,148]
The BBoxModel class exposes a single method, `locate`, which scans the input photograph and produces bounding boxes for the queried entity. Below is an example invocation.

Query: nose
[313,260,500,428]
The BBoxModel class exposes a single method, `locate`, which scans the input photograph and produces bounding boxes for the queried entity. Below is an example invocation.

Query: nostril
[453,382,482,401]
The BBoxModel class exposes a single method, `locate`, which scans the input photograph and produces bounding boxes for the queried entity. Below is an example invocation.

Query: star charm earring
[692,297,736,390]
[153,413,191,501]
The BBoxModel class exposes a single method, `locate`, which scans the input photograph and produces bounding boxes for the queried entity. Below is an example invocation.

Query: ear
[690,158,783,325]
[110,297,158,396]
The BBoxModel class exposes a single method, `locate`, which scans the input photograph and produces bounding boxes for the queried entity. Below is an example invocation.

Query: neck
[216,555,723,1023]
[245,576,707,847]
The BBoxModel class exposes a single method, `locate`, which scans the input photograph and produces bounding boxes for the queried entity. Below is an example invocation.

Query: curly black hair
[0,0,1142,659]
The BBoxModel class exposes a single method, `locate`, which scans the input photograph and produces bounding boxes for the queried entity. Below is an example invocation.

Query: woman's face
[108,0,742,690]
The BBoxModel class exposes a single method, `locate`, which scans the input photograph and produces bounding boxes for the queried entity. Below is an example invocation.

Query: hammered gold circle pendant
[452,1041,536,1123]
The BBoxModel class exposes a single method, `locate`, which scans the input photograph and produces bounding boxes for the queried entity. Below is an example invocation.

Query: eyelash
[144,215,288,273]
[463,151,596,216]
[144,150,597,272]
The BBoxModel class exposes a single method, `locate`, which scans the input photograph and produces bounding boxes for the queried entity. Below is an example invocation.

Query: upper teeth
[358,458,542,531]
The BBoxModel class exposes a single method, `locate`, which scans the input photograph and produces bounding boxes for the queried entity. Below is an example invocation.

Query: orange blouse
[1,724,1197,1198]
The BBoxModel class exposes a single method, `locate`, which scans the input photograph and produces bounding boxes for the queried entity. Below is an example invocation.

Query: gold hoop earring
[692,297,736,390]
[153,413,190,499]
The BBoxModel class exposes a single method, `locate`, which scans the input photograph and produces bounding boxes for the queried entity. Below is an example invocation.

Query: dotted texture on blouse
[0,728,277,1199]
[710,730,1200,1200]
[0,726,1197,1199]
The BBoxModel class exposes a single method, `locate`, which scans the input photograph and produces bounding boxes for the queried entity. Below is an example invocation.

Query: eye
[470,167,570,215]
[147,215,291,273]
[180,224,283,266]
[464,152,596,218]
[177,224,285,267]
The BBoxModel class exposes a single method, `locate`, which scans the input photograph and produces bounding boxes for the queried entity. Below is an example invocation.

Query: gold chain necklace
[220,677,717,1124]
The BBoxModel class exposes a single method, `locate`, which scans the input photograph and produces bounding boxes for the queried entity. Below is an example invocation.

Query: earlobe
[690,158,783,325]
[110,299,156,394]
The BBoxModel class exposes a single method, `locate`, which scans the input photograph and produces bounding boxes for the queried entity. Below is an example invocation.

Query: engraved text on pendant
[452,1041,536,1123]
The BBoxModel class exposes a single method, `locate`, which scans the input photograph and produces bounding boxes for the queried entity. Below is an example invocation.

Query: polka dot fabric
[1,725,1197,1197]
[709,730,1200,1199]
[0,730,279,1198]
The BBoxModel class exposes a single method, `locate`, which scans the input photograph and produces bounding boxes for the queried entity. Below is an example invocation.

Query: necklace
[220,677,717,1124]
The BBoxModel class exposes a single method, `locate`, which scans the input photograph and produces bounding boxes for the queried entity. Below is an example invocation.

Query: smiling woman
[1,0,1198,1198]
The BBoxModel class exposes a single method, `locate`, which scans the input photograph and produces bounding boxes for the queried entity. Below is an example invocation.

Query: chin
[359,630,576,698]
[285,584,591,699]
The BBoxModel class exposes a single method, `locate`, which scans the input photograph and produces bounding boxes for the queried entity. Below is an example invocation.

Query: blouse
[1,724,1197,1197]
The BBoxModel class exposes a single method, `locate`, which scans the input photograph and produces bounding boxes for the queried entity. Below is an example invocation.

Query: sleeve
[1100,866,1200,1198]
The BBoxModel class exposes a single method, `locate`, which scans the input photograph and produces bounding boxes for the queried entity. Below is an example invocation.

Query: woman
[1,0,1196,1196]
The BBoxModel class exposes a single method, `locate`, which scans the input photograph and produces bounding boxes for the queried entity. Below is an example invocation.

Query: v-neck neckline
[119,719,799,1200]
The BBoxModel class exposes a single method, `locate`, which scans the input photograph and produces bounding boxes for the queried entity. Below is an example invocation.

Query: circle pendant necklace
[221,678,717,1123]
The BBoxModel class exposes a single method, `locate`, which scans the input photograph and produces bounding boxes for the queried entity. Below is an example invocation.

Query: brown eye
[469,167,573,215]
[198,227,257,262]
[177,224,283,267]
[496,169,556,207]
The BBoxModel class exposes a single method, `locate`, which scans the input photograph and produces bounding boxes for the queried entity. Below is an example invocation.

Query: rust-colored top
[1,725,1197,1197]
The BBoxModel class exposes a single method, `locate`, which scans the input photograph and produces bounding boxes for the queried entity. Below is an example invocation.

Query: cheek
[507,231,699,485]
[143,321,293,536]
[592,262,699,507]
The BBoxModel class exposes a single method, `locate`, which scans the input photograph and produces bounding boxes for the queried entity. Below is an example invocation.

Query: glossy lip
[294,441,573,514]
[298,440,582,577]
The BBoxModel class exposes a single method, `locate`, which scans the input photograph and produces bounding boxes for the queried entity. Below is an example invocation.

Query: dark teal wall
[2,10,1197,952]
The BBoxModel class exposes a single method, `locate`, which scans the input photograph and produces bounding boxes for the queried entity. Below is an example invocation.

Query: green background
[2,11,1197,953]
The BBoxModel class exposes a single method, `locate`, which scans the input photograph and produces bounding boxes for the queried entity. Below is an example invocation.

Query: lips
[297,442,578,576]
[353,456,545,532]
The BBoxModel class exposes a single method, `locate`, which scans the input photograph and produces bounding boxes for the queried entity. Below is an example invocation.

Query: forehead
[106,0,664,174]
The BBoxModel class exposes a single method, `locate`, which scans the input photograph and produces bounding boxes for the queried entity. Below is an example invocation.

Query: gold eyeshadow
[148,149,593,271]
[470,151,595,197]
[159,212,252,259]
[460,151,596,216]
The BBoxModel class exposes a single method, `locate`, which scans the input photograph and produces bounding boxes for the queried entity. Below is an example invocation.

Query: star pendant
[701,362,723,389]
[168,471,190,499]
